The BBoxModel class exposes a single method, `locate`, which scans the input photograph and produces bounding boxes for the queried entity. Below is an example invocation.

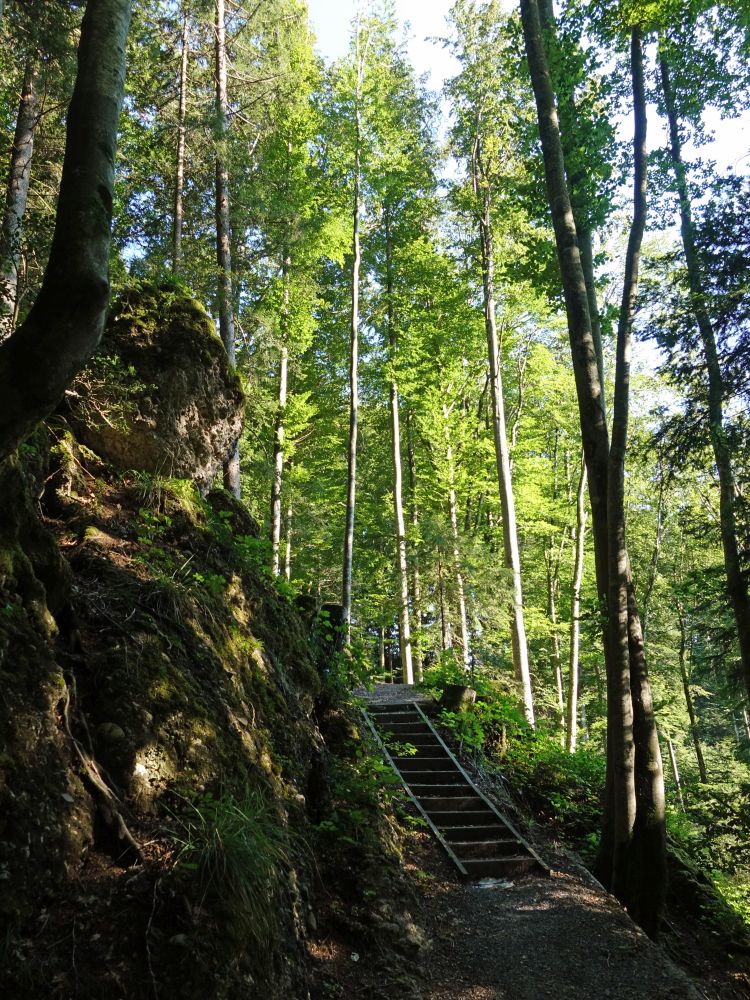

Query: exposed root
[60,675,143,861]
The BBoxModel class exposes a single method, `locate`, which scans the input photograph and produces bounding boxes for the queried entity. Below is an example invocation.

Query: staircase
[361,700,547,881]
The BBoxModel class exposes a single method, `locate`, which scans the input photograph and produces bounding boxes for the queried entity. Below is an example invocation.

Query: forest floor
[310,687,750,1000]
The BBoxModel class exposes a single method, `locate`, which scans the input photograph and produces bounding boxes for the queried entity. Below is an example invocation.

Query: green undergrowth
[167,787,295,959]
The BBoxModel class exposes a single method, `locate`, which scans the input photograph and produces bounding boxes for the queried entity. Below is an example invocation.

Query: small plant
[167,788,292,954]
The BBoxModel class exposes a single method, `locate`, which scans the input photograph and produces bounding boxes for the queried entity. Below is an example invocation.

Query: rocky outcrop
[68,282,244,491]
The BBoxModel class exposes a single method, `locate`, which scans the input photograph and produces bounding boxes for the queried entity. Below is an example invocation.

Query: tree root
[60,674,143,861]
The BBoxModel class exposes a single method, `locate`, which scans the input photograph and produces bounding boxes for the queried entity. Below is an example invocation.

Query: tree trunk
[214,0,240,497]
[478,190,534,724]
[520,1,666,934]
[384,209,414,684]
[0,0,132,462]
[284,492,293,582]
[1,57,37,340]
[443,404,471,670]
[172,10,189,274]
[677,604,708,783]
[271,259,290,576]
[660,52,750,707]
[566,453,587,753]
[666,737,686,812]
[546,541,564,736]
[407,410,423,682]
[438,555,452,652]
[341,27,364,643]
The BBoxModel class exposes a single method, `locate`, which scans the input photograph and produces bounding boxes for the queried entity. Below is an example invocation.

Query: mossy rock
[68,282,244,491]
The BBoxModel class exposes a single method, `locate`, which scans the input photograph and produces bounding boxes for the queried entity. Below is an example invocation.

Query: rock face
[69,283,244,491]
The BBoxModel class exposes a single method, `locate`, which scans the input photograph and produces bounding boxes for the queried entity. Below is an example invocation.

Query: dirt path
[410,836,703,1000]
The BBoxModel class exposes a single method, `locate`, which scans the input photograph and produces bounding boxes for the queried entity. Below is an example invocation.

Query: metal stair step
[445,838,521,859]
[437,823,513,841]
[459,856,540,878]
[402,770,465,784]
[393,756,456,771]
[429,809,498,826]
[420,796,491,812]
[409,783,474,797]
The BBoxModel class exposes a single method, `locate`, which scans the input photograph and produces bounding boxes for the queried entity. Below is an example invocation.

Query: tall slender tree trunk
[520,1,666,934]
[0,0,133,462]
[1,58,38,340]
[438,555,452,652]
[659,52,750,707]
[214,0,240,497]
[407,410,423,682]
[284,490,293,582]
[384,208,414,684]
[566,453,587,753]
[477,188,534,724]
[546,540,564,735]
[172,10,189,274]
[271,257,290,576]
[666,738,686,811]
[342,28,364,642]
[443,405,471,670]
[677,604,708,783]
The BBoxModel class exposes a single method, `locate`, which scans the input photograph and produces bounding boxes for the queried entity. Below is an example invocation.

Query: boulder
[439,684,477,713]
[69,282,244,491]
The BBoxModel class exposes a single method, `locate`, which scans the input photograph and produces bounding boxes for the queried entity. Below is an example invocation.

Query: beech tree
[0,0,132,462]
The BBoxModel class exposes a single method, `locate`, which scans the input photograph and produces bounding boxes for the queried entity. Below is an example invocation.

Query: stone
[69,283,244,492]
[438,684,477,713]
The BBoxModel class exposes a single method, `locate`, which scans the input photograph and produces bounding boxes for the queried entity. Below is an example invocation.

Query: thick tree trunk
[677,604,708,783]
[385,209,414,684]
[521,1,665,934]
[342,31,364,641]
[0,0,132,462]
[607,23,651,906]
[478,194,534,724]
[1,57,38,340]
[284,483,293,582]
[566,454,587,753]
[214,0,240,497]
[443,405,471,670]
[172,10,189,274]
[660,52,750,707]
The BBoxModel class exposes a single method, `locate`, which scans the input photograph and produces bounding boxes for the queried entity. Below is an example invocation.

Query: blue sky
[306,0,459,91]
[305,0,749,174]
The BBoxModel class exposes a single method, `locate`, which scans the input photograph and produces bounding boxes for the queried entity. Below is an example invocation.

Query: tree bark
[284,489,293,583]
[660,51,750,707]
[271,259,290,576]
[385,208,414,684]
[478,189,534,724]
[0,0,132,462]
[1,57,38,340]
[520,1,666,934]
[407,410,423,682]
[677,603,708,783]
[566,453,587,753]
[214,0,240,497]
[443,404,471,670]
[341,25,364,642]
[172,9,189,274]
[666,737,686,811]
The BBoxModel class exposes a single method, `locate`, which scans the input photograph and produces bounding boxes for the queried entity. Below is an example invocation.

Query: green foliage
[314,747,403,854]
[167,789,292,952]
